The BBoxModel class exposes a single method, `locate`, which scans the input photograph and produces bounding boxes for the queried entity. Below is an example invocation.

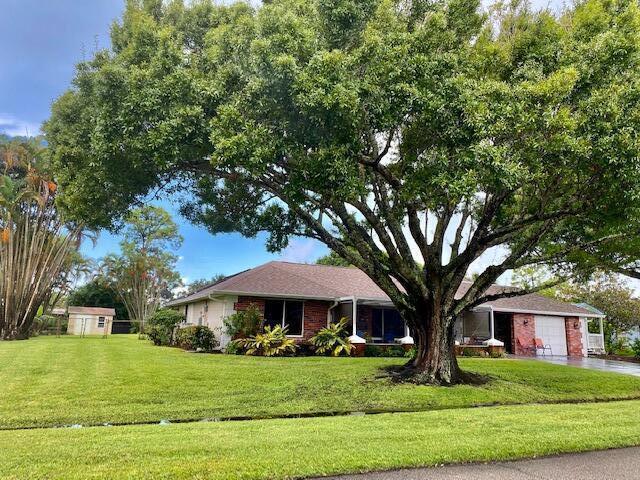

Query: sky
[1,0,575,288]
[0,0,330,284]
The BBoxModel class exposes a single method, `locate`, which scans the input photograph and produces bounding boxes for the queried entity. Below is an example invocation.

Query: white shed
[67,306,116,336]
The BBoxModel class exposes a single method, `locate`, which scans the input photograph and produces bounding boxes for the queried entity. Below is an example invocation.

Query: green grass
[1,335,640,429]
[2,400,640,479]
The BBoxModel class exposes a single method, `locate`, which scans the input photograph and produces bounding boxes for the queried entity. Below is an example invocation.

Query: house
[166,261,605,357]
[66,306,116,336]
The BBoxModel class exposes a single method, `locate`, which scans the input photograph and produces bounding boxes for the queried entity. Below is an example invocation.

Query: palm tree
[0,142,82,339]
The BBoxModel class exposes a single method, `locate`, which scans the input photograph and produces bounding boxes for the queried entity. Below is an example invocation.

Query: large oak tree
[46,0,640,383]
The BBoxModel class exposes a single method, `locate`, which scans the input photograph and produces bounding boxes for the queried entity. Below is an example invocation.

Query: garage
[534,315,568,356]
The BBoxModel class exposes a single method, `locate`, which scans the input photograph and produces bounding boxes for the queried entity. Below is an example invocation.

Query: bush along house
[167,261,605,357]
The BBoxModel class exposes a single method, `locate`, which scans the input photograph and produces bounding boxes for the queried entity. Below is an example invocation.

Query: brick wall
[512,313,535,356]
[565,316,584,357]
[302,300,331,340]
[234,296,265,314]
[233,296,330,342]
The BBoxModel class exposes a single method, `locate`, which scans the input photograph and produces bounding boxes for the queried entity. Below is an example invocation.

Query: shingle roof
[68,306,116,316]
[167,261,603,317]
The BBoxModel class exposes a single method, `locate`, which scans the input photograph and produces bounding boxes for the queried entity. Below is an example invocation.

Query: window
[462,311,490,342]
[97,317,105,328]
[371,308,406,342]
[264,300,303,336]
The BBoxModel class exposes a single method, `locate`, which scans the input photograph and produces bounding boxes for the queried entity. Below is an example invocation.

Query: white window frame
[97,316,105,328]
[265,299,304,338]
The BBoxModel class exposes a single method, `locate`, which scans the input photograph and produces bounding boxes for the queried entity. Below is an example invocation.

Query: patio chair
[516,336,536,356]
[535,337,552,356]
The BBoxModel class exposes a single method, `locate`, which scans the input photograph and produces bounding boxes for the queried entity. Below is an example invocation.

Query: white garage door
[534,315,567,356]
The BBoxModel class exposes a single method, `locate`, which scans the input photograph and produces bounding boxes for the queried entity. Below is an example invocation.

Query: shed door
[534,315,567,356]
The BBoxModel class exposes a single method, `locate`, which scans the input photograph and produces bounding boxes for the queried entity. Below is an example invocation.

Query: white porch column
[483,307,504,347]
[348,296,366,344]
[399,321,414,345]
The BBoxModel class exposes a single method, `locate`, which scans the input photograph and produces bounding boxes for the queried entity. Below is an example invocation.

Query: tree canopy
[186,275,226,295]
[67,278,129,320]
[0,139,83,339]
[46,0,640,383]
[101,205,182,329]
[316,251,352,267]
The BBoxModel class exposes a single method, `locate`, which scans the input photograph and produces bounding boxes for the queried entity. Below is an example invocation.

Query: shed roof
[68,306,116,316]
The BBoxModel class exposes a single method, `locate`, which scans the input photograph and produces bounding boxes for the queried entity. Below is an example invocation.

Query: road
[318,447,640,480]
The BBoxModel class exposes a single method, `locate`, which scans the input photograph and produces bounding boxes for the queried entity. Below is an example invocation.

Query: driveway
[532,356,640,377]
[318,447,640,479]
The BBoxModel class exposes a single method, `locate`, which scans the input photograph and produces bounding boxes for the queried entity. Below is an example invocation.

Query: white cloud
[280,238,319,263]
[0,114,41,137]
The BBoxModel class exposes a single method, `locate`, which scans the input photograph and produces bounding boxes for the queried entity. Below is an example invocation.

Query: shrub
[30,315,66,336]
[224,341,242,355]
[175,325,218,352]
[364,344,407,357]
[404,346,417,359]
[605,335,627,355]
[458,347,486,357]
[223,304,262,338]
[234,325,297,356]
[310,318,352,356]
[364,345,382,357]
[632,339,640,359]
[146,309,184,346]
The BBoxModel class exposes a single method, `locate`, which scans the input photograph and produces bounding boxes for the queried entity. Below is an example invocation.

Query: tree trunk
[401,293,462,385]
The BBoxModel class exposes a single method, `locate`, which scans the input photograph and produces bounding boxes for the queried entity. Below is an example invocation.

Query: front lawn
[2,400,640,479]
[2,335,640,429]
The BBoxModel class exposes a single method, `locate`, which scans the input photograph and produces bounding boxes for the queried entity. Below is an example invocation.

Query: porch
[331,298,506,356]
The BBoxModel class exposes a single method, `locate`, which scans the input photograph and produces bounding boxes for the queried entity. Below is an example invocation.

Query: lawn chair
[535,337,552,356]
[516,336,536,356]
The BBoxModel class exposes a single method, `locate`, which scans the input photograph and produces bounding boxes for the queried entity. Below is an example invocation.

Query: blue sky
[0,0,328,283]
[1,0,563,286]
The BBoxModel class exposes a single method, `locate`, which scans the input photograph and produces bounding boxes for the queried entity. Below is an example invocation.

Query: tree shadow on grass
[376,364,493,386]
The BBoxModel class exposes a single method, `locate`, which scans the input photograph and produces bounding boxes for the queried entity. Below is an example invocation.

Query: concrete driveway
[318,447,640,479]
[532,356,640,377]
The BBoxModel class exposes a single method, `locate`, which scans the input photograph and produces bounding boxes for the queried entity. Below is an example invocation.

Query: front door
[494,313,513,354]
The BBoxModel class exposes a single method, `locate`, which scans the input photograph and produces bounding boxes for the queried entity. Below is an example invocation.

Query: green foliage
[30,315,66,336]
[186,274,226,294]
[223,341,242,355]
[0,140,82,339]
[146,308,184,346]
[315,251,352,267]
[310,318,352,356]
[364,344,406,357]
[631,339,640,359]
[46,0,640,379]
[604,326,627,355]
[175,325,218,351]
[67,278,128,320]
[549,274,640,352]
[100,206,182,329]
[233,325,297,356]
[223,303,262,338]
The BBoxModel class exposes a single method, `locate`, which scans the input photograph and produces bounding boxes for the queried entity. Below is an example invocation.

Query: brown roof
[167,261,603,317]
[68,306,116,316]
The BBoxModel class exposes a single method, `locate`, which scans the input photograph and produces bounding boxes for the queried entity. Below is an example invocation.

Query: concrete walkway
[532,356,640,377]
[319,447,640,479]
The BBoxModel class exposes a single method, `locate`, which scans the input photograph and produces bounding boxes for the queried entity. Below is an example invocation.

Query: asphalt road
[318,447,640,480]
